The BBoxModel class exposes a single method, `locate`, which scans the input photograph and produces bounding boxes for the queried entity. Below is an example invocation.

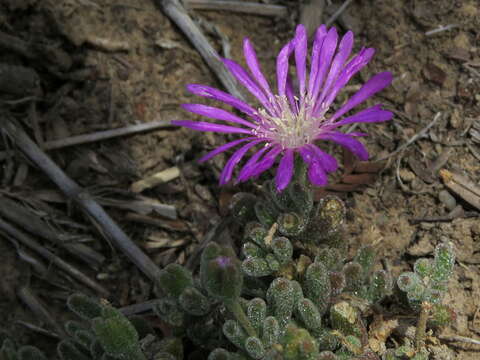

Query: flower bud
[201,243,243,301]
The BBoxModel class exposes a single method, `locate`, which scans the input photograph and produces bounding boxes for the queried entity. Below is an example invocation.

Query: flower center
[255,95,326,149]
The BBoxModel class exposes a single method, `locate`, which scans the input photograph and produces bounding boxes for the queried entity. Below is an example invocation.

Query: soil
[0,0,479,359]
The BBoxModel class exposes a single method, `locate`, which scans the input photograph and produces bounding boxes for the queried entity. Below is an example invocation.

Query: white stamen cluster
[254,95,326,149]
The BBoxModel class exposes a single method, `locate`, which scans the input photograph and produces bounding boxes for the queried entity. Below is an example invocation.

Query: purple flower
[173,24,393,191]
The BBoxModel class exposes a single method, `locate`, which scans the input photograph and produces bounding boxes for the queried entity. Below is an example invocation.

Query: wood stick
[0,195,105,267]
[130,166,180,193]
[1,117,163,283]
[18,286,66,338]
[156,0,246,101]
[376,112,442,162]
[0,120,173,161]
[0,217,108,295]
[440,169,480,210]
[186,0,287,17]
[325,0,355,27]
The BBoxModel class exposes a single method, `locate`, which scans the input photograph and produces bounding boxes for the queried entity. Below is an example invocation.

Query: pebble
[399,169,415,183]
[439,190,457,211]
[449,108,463,129]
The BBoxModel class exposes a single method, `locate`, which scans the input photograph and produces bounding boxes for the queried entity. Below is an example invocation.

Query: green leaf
[354,245,375,279]
[57,340,90,360]
[67,294,103,321]
[179,287,210,316]
[244,337,265,359]
[305,262,331,314]
[158,264,193,298]
[266,278,295,329]
[17,346,47,360]
[92,306,144,360]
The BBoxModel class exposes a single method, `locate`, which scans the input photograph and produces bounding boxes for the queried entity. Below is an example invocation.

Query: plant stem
[415,301,431,350]
[224,299,257,338]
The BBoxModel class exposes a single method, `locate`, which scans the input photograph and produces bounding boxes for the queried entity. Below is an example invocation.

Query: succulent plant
[3,179,456,360]
[397,242,455,311]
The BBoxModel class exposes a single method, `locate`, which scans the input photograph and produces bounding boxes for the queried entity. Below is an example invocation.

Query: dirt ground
[0,0,479,358]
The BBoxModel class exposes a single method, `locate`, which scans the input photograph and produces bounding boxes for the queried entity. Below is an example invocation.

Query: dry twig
[376,112,443,162]
[439,334,480,346]
[17,286,66,337]
[0,195,105,267]
[156,0,245,101]
[440,169,480,211]
[0,218,108,295]
[0,120,172,161]
[186,0,287,17]
[0,117,162,282]
[131,166,180,193]
[325,0,355,27]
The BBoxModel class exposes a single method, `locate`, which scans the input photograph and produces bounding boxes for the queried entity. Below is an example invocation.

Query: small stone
[439,190,456,211]
[420,222,435,230]
[423,63,446,86]
[449,108,463,129]
[399,169,415,183]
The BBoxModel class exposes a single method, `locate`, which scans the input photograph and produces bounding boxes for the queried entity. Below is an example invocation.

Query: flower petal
[172,120,252,134]
[276,41,294,97]
[308,161,328,186]
[199,137,254,163]
[186,84,258,119]
[285,76,297,113]
[249,146,282,178]
[294,25,308,97]
[182,103,256,128]
[222,58,275,114]
[309,27,338,103]
[330,72,393,122]
[316,31,354,106]
[236,144,272,182]
[321,47,375,109]
[299,148,327,186]
[219,140,264,185]
[306,144,338,173]
[318,132,369,160]
[308,25,327,95]
[275,149,294,191]
[331,105,393,127]
[243,38,274,99]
